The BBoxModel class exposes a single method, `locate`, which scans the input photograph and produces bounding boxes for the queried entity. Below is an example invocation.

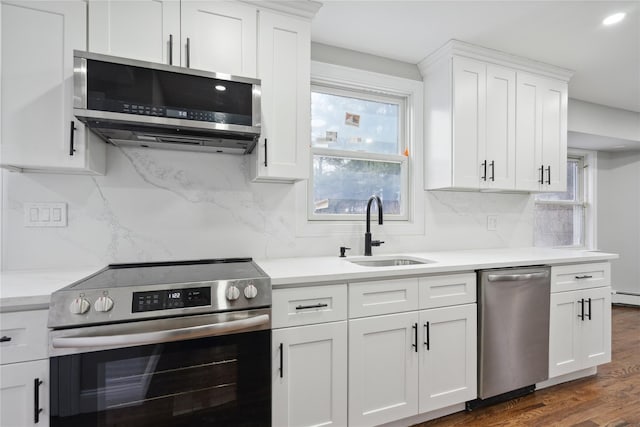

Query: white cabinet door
[273,322,347,427]
[0,359,49,427]
[549,287,611,378]
[349,312,419,427]
[181,1,256,76]
[251,10,310,182]
[549,290,582,377]
[451,56,486,189]
[88,0,180,65]
[0,1,105,174]
[540,78,568,192]
[418,304,477,413]
[581,287,612,368]
[515,72,567,192]
[484,65,516,190]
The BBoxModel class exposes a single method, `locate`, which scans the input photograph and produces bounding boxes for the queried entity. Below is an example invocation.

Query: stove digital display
[132,287,211,313]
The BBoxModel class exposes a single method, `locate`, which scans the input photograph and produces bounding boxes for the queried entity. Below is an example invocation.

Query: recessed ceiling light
[603,12,626,26]
[215,85,226,91]
[613,145,626,149]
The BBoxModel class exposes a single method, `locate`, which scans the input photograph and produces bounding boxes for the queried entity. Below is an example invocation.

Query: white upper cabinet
[250,9,311,182]
[419,40,571,192]
[88,0,256,76]
[0,1,105,174]
[181,1,257,76]
[88,0,180,65]
[515,72,568,192]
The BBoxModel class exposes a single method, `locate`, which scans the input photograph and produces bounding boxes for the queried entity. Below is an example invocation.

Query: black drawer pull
[587,298,592,320]
[412,323,418,353]
[295,303,328,310]
[481,160,487,181]
[578,298,585,321]
[575,275,593,280]
[69,121,77,156]
[424,322,430,350]
[0,336,12,343]
[34,378,43,423]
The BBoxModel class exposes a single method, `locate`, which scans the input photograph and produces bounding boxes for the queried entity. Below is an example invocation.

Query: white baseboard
[379,403,465,427]
[536,366,597,390]
[612,292,640,306]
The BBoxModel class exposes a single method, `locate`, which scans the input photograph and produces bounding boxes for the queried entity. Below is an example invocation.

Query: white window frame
[294,61,424,238]
[534,149,597,249]
[309,83,409,221]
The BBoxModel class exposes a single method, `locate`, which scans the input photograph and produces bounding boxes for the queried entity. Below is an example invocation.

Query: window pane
[536,159,579,202]
[313,155,401,215]
[534,204,584,247]
[311,91,400,155]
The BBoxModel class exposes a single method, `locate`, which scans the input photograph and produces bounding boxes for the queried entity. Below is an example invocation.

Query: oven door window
[50,330,270,427]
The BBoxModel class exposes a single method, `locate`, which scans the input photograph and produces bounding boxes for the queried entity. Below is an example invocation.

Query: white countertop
[0,267,99,311]
[256,247,619,287]
[0,247,618,310]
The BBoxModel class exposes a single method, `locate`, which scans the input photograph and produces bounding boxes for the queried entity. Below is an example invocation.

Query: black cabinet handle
[539,165,544,184]
[546,166,551,185]
[169,34,173,65]
[69,121,76,156]
[578,298,585,321]
[490,160,495,181]
[264,138,268,167]
[186,37,191,68]
[587,298,592,320]
[0,336,11,342]
[575,275,593,280]
[34,378,43,423]
[278,343,283,378]
[295,303,328,310]
[424,322,430,350]
[481,160,487,181]
[412,323,418,353]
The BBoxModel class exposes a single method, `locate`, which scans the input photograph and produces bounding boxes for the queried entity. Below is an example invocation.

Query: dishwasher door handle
[487,272,549,282]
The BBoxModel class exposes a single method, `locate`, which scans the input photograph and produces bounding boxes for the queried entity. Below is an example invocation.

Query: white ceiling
[311,1,640,113]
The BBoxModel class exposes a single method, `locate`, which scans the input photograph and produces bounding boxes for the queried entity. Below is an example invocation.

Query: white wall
[1,144,535,270]
[597,151,640,302]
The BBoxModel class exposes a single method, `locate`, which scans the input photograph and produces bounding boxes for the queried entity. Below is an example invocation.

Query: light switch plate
[487,215,498,231]
[24,202,67,227]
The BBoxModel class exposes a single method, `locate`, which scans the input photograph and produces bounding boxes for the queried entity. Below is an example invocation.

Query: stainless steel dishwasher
[469,266,551,409]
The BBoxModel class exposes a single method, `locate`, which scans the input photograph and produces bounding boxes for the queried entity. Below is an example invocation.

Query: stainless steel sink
[347,256,434,267]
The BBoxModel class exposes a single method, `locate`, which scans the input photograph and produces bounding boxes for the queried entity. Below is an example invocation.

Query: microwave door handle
[52,314,269,349]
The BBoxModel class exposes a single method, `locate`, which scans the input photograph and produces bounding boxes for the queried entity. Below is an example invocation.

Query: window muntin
[309,85,408,220]
[534,157,586,247]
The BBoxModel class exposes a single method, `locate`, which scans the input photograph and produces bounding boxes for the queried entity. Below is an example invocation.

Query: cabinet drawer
[551,262,610,293]
[272,284,347,328]
[0,309,49,365]
[419,273,476,309]
[349,278,419,318]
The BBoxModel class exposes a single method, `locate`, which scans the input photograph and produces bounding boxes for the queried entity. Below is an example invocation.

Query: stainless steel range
[47,258,271,427]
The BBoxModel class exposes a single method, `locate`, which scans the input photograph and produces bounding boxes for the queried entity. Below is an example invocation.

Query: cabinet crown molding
[418,39,574,82]
[241,1,322,19]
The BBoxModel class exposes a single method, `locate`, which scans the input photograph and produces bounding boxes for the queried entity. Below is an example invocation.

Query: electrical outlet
[487,215,498,231]
[24,202,67,227]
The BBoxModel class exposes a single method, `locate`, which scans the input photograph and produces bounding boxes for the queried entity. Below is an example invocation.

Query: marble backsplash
[1,145,535,270]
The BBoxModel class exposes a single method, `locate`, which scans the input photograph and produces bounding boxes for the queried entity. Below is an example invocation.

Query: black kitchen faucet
[364,195,384,256]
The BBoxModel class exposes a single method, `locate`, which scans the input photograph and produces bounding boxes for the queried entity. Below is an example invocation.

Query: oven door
[49,309,270,427]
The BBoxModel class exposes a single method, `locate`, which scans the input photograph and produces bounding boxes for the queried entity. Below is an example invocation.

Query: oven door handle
[52,314,270,349]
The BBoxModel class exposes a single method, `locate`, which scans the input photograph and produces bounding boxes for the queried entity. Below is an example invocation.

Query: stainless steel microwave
[73,50,261,154]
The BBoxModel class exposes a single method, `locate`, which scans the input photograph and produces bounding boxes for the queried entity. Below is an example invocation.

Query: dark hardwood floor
[414,305,640,427]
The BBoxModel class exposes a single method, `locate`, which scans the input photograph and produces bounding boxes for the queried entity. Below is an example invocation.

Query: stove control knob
[94,296,114,313]
[244,284,258,299]
[70,297,91,315]
[226,286,240,301]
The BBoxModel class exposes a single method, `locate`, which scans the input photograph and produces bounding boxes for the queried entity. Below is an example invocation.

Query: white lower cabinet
[348,304,477,427]
[549,286,611,378]
[349,312,419,426]
[418,304,477,413]
[272,321,348,427]
[0,359,49,427]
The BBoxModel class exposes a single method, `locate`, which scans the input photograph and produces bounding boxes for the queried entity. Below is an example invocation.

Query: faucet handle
[339,246,351,257]
[371,240,384,247]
